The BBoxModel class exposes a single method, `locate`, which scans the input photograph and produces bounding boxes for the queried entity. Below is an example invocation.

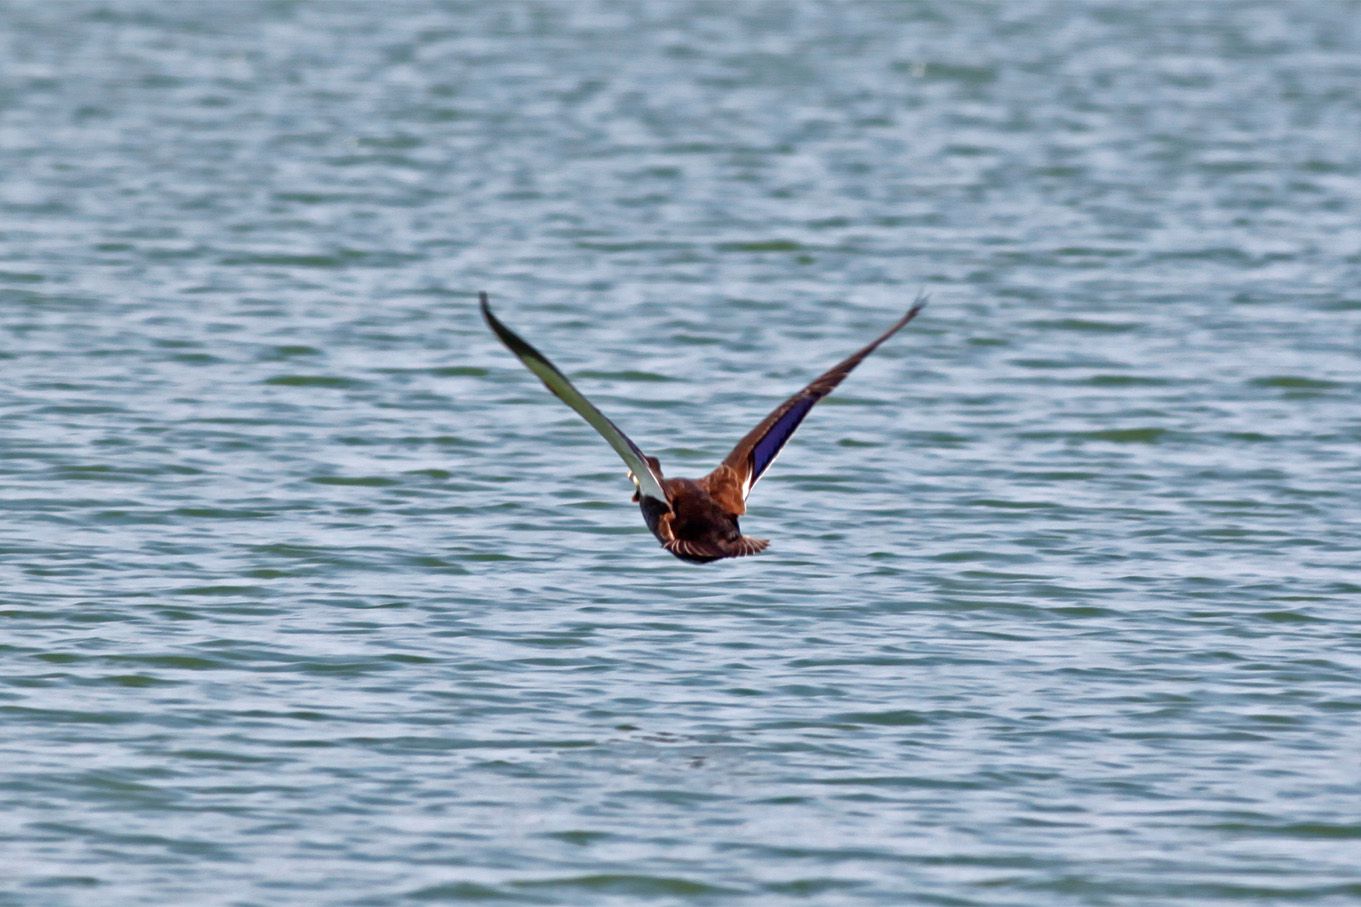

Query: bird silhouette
[480,292,926,563]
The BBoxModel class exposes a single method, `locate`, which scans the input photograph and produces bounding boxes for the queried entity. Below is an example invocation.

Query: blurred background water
[2,1,1360,904]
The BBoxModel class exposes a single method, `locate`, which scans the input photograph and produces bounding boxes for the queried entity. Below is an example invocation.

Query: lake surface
[3,2,1360,904]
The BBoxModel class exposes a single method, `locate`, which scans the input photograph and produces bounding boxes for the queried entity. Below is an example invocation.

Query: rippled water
[4,2,1361,904]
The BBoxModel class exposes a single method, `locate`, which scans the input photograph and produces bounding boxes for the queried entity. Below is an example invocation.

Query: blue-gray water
[3,2,1360,904]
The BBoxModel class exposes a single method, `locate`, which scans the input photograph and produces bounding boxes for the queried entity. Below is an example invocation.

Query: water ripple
[3,2,1360,905]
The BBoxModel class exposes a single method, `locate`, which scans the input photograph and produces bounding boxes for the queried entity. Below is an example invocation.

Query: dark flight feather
[480,293,668,506]
[717,293,928,502]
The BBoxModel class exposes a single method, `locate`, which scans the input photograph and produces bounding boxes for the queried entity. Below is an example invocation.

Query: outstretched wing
[480,293,669,506]
[715,294,927,503]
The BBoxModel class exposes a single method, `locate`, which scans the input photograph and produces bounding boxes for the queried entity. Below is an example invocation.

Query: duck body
[639,473,769,564]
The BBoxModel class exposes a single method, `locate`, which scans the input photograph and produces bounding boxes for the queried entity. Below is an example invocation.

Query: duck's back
[654,478,768,563]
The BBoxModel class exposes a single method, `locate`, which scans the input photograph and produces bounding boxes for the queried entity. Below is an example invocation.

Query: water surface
[3,2,1360,904]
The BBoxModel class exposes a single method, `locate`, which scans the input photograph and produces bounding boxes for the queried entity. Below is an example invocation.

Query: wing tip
[905,289,929,322]
[479,292,527,354]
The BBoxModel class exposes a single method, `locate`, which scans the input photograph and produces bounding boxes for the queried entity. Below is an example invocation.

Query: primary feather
[713,294,928,503]
[479,293,669,506]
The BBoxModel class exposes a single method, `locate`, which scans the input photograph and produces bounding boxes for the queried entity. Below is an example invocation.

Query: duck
[480,291,926,563]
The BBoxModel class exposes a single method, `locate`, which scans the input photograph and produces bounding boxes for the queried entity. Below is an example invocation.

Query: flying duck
[480,292,926,563]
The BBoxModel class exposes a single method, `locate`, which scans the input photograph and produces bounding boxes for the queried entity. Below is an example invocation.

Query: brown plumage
[481,292,926,563]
